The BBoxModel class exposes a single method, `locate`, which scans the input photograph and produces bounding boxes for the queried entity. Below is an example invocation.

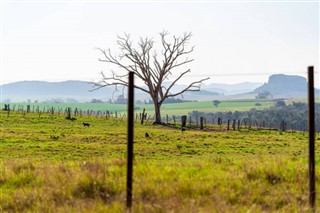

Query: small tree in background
[213,100,221,107]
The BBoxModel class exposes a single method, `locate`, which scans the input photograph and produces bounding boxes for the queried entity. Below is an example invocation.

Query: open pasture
[2,99,274,117]
[0,110,320,212]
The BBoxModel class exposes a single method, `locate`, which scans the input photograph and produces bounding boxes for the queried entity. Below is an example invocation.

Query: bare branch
[165,77,209,99]
[159,69,209,104]
[89,71,150,94]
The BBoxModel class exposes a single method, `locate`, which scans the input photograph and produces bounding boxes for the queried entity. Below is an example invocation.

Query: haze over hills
[0,74,318,103]
[0,81,117,103]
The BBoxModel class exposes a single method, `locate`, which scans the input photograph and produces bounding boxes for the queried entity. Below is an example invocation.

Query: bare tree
[91,31,209,124]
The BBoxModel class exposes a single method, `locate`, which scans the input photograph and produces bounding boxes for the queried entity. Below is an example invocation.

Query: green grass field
[2,99,275,117]
[1,110,320,212]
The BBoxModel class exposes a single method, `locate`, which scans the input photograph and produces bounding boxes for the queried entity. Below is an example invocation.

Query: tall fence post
[308,66,316,212]
[127,72,134,210]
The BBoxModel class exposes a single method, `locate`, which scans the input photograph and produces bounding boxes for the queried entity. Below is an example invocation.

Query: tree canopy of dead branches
[92,31,209,124]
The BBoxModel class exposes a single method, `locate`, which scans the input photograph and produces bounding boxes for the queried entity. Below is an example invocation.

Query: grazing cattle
[82,122,90,127]
[145,132,150,138]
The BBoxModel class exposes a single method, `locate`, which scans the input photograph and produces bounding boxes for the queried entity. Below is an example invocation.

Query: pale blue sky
[1,1,319,85]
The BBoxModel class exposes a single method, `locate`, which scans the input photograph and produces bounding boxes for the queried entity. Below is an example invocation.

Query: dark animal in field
[181,127,186,133]
[145,132,150,138]
[82,122,90,127]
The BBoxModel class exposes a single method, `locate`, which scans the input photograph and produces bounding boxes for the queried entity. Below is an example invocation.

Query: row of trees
[190,102,320,131]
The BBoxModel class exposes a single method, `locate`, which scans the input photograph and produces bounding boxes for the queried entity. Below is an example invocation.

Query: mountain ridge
[1,80,262,102]
[253,74,319,98]
[1,74,318,102]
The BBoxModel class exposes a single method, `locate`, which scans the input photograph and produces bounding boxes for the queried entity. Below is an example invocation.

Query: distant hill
[253,74,319,98]
[1,80,118,102]
[3,75,316,103]
[1,80,264,103]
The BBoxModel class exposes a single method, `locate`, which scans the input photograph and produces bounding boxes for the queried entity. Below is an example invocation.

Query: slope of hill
[202,82,263,95]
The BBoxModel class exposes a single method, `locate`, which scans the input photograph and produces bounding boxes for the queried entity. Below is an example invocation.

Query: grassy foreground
[0,111,320,212]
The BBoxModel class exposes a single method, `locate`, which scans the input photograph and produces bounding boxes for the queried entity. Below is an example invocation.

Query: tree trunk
[153,102,162,124]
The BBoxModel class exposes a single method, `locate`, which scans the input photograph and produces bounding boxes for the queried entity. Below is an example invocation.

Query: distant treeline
[189,101,320,131]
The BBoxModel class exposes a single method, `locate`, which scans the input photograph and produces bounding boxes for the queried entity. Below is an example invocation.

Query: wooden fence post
[227,119,230,131]
[3,104,9,111]
[200,117,204,130]
[308,66,316,212]
[219,117,222,126]
[232,119,236,131]
[141,108,145,125]
[181,115,187,129]
[146,115,151,124]
[66,107,72,119]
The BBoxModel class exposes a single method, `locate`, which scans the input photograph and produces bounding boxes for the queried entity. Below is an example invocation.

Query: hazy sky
[1,0,319,86]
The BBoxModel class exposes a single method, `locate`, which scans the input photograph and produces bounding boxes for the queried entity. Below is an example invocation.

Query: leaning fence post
[308,66,316,212]
[141,108,145,125]
[127,72,134,210]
